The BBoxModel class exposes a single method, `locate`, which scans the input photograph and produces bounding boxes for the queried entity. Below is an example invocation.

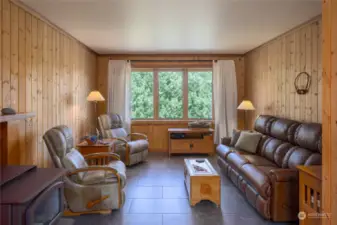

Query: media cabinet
[168,128,214,155]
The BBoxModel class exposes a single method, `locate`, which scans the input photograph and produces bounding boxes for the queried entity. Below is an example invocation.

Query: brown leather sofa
[216,115,322,222]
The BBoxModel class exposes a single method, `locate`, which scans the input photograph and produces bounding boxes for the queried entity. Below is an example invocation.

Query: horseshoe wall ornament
[294,72,311,95]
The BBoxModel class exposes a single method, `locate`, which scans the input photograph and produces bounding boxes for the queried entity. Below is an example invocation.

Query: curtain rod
[108,57,216,62]
[129,60,214,62]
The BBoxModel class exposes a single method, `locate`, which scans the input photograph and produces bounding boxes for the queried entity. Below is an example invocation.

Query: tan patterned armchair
[98,113,149,166]
[43,125,126,215]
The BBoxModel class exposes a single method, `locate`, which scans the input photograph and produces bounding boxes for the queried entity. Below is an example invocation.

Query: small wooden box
[184,158,220,207]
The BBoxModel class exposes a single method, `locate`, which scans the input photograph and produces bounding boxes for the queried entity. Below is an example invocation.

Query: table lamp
[87,90,105,114]
[237,100,255,129]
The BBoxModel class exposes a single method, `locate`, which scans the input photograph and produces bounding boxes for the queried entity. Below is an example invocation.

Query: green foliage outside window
[131,70,213,119]
[188,71,213,119]
[159,71,183,119]
[131,71,154,119]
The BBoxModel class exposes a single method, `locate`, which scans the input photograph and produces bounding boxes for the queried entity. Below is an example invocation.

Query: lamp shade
[87,91,105,102]
[237,100,255,110]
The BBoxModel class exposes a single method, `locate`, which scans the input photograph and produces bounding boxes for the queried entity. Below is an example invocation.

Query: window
[159,71,183,119]
[188,70,213,119]
[131,68,213,120]
[131,71,154,119]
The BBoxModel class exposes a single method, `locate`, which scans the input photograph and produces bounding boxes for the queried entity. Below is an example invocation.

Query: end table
[77,139,115,156]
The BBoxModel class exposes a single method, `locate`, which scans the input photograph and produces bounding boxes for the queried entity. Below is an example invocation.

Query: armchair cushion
[98,114,126,138]
[80,170,107,185]
[79,160,127,187]
[63,149,88,179]
[108,160,127,187]
[106,128,128,138]
[128,140,149,154]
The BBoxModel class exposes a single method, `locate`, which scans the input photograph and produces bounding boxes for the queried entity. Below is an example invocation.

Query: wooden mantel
[0,113,36,166]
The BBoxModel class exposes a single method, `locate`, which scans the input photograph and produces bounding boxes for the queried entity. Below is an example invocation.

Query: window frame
[131,68,213,121]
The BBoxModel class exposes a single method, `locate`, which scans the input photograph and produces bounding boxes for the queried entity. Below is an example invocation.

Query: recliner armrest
[269,169,298,182]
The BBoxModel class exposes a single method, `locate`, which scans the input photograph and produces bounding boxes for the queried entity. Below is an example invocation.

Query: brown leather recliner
[216,115,322,222]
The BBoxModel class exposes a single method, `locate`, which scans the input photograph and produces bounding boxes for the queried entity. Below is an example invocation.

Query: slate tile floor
[70,153,297,225]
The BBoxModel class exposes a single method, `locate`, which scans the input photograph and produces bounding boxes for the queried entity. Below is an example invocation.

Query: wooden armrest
[110,137,128,144]
[84,152,120,161]
[128,133,148,140]
[67,166,119,177]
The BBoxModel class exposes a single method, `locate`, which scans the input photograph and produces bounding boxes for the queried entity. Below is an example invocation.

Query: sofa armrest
[269,169,298,182]
[268,168,299,221]
[216,144,234,160]
[221,137,232,146]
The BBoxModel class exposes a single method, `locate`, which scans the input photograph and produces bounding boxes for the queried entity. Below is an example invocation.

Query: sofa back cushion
[254,115,322,168]
[294,123,322,153]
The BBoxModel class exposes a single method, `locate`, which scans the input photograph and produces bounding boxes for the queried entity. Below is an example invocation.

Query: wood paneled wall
[322,0,337,224]
[244,17,322,127]
[96,55,246,129]
[1,0,97,167]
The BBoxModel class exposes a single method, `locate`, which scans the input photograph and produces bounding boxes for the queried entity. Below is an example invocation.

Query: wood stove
[0,165,65,225]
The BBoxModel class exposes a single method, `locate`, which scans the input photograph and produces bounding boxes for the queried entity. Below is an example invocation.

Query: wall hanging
[294,72,311,95]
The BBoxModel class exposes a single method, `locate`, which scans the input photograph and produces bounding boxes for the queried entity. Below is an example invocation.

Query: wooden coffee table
[184,158,220,207]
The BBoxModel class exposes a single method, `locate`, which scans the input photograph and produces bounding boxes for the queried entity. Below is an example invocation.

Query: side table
[297,165,322,225]
[77,139,115,156]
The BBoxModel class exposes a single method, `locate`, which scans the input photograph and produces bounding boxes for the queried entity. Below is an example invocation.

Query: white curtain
[213,60,238,144]
[107,60,132,132]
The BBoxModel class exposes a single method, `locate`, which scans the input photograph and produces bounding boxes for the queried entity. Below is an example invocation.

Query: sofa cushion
[243,155,277,167]
[294,123,322,153]
[283,147,321,169]
[270,118,300,142]
[227,153,250,170]
[259,138,283,163]
[235,132,262,153]
[259,138,294,167]
[230,129,242,147]
[254,115,276,135]
[256,166,279,175]
[241,164,271,199]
